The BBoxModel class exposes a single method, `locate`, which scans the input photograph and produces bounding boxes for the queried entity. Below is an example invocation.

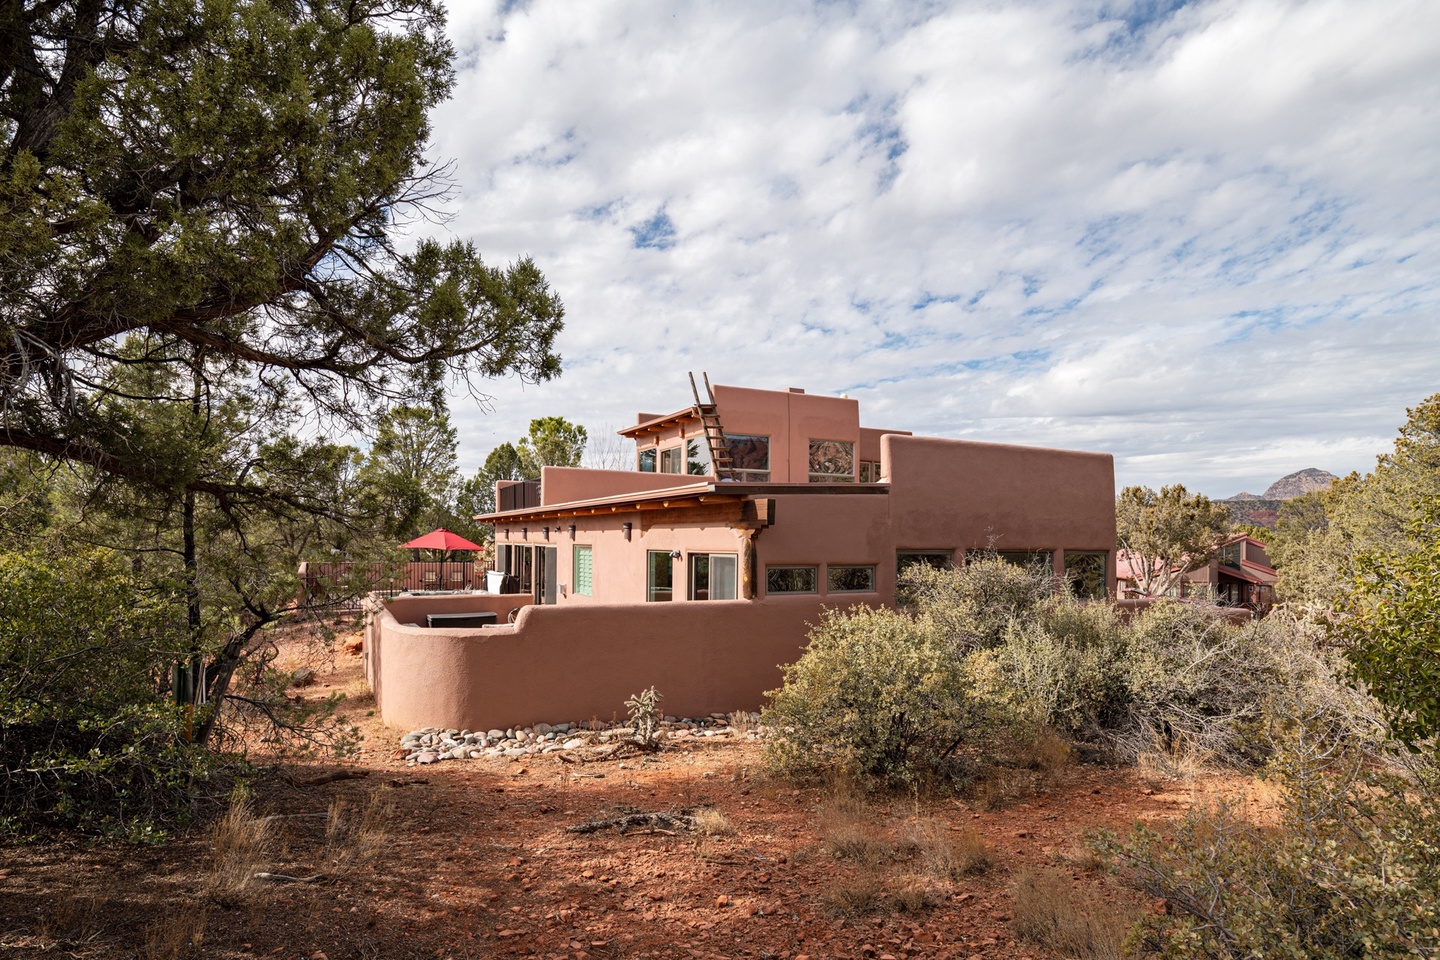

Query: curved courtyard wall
[365,596,830,732]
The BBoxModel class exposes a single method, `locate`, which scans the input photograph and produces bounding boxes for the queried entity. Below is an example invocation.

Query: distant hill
[1222,468,1338,529]
[1262,468,1338,500]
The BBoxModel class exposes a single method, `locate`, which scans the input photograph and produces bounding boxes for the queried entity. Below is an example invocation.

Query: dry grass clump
[888,873,946,914]
[691,806,735,837]
[1136,734,1213,785]
[205,794,273,904]
[140,907,208,960]
[1011,867,1131,960]
[324,790,390,874]
[901,818,992,879]
[817,789,889,865]
[726,709,758,734]
[34,892,104,946]
[823,866,885,916]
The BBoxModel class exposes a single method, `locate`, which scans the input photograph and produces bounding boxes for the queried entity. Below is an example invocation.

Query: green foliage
[0,550,223,838]
[517,416,588,476]
[1096,724,1440,958]
[1275,394,1440,606]
[2,0,564,479]
[1338,500,1440,749]
[970,600,1130,738]
[902,555,1051,652]
[357,405,460,541]
[762,605,994,786]
[1117,484,1231,597]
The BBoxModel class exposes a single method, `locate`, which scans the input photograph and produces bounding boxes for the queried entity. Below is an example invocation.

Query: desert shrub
[763,605,996,786]
[1112,601,1282,764]
[970,599,1131,739]
[903,556,1051,652]
[625,686,663,750]
[0,549,225,838]
[1096,718,1440,958]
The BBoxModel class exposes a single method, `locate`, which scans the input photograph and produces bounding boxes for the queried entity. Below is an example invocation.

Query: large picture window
[827,565,876,593]
[689,553,738,600]
[647,551,673,602]
[686,438,711,476]
[969,549,1054,572]
[723,434,770,482]
[808,439,855,482]
[573,545,593,596]
[766,566,818,594]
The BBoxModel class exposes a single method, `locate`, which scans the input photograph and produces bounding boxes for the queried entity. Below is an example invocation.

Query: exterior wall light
[623,522,632,541]
[568,524,576,539]
[521,527,527,540]
[669,549,682,559]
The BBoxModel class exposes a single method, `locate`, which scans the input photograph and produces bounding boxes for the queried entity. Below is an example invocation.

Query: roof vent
[787,387,805,394]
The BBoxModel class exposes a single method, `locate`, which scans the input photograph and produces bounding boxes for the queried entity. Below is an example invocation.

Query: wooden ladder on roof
[689,372,734,481]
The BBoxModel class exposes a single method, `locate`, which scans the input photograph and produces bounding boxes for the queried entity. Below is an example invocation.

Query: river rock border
[399,713,763,764]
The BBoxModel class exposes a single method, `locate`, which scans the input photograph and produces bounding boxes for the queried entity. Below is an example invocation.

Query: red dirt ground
[0,625,1270,960]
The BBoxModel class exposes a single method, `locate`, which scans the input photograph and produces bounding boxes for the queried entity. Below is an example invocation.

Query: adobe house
[364,382,1116,731]
[1116,534,1276,615]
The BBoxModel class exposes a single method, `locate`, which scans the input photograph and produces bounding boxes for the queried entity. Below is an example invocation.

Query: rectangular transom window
[573,545,593,596]
[809,439,855,482]
[637,448,657,472]
[897,551,953,574]
[1063,551,1108,600]
[827,565,876,593]
[647,551,673,602]
[689,553,738,600]
[723,434,770,482]
[766,566,818,594]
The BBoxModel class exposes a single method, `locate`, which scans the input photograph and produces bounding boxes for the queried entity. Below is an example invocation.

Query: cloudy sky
[420,0,1440,498]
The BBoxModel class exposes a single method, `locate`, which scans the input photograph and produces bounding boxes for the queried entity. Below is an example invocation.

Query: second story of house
[617,383,911,485]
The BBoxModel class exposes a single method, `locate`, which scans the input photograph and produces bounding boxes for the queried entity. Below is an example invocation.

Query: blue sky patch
[630,208,677,250]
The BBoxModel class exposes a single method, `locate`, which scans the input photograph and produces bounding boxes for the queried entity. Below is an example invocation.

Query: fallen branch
[294,770,372,787]
[253,872,326,884]
[567,809,696,835]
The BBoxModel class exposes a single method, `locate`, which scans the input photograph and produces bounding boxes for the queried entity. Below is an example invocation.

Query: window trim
[827,564,877,594]
[808,438,856,483]
[646,550,674,602]
[1062,550,1109,600]
[659,445,684,474]
[896,550,954,574]
[723,433,771,482]
[689,552,739,600]
[572,544,593,597]
[765,565,819,595]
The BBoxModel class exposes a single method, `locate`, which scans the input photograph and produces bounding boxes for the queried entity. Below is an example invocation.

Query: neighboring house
[1117,534,1277,613]
[364,382,1117,731]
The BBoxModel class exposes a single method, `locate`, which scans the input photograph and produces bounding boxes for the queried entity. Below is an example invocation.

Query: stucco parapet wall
[366,594,833,732]
[477,479,888,524]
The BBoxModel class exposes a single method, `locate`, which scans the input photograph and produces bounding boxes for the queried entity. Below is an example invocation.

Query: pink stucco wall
[710,385,860,482]
[539,466,696,506]
[365,596,830,731]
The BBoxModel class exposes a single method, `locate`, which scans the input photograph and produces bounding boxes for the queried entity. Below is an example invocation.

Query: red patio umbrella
[400,528,485,552]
